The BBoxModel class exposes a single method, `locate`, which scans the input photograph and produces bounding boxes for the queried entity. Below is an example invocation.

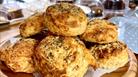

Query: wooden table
[0,23,20,43]
[0,23,138,77]
[135,54,138,77]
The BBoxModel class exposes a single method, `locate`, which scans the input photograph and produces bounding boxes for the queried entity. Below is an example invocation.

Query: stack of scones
[0,3,129,77]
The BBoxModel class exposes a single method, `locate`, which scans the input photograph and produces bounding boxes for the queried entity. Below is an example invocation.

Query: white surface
[110,16,138,54]
[76,4,91,14]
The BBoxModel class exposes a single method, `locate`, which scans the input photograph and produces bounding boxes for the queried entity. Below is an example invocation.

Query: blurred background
[0,0,138,24]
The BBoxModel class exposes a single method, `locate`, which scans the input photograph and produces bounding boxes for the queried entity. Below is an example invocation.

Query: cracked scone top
[0,38,37,73]
[44,3,87,36]
[20,13,45,37]
[35,36,96,77]
[81,19,118,44]
[90,41,129,69]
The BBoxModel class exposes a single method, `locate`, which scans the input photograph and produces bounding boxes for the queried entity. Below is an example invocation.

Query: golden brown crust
[35,36,96,77]
[90,41,129,69]
[81,19,118,44]
[0,38,37,73]
[20,13,45,37]
[44,3,87,36]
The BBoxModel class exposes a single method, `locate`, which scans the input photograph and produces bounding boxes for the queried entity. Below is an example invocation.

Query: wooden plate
[0,37,137,77]
[102,50,137,77]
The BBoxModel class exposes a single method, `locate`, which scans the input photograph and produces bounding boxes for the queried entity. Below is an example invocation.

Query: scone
[0,38,37,73]
[81,19,118,44]
[29,29,53,41]
[44,3,87,36]
[20,13,45,37]
[35,36,96,77]
[90,41,129,69]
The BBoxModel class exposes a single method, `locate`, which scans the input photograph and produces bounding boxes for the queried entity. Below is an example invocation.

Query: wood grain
[0,50,137,77]
[102,50,137,77]
[135,54,138,77]
[0,63,33,77]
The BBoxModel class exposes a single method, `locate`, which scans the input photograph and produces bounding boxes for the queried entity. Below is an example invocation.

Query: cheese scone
[35,36,96,77]
[81,19,118,44]
[0,38,37,73]
[44,3,87,36]
[90,41,129,69]
[20,13,45,37]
